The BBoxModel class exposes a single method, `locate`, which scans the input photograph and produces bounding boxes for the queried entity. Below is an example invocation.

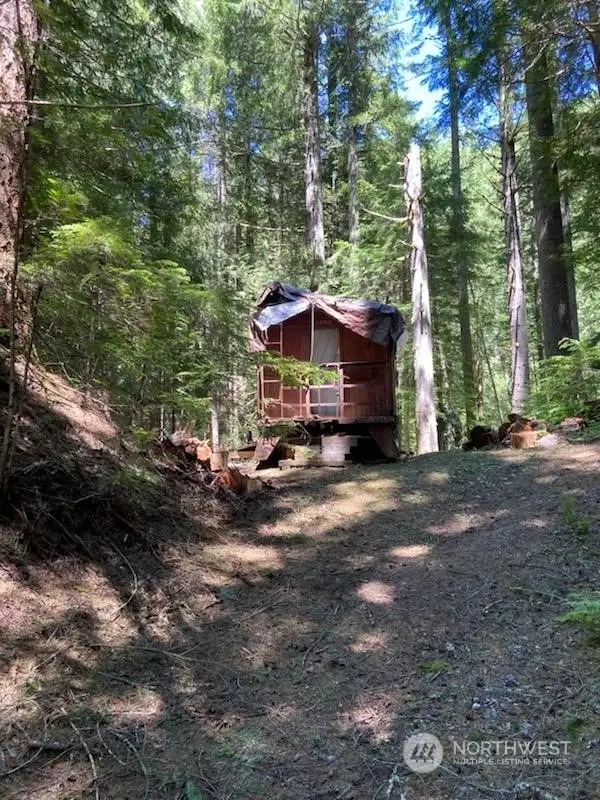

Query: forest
[2,0,600,464]
[3,2,600,799]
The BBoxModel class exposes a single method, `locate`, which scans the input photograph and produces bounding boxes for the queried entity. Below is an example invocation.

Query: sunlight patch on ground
[363,477,399,491]
[350,631,390,654]
[522,516,550,529]
[194,568,240,589]
[391,544,431,559]
[258,485,397,539]
[425,470,450,484]
[344,553,376,569]
[331,480,359,496]
[536,474,559,485]
[332,477,398,496]
[204,543,284,570]
[357,580,395,605]
[427,509,509,536]
[94,686,165,718]
[338,691,400,743]
[239,627,300,669]
[401,490,429,505]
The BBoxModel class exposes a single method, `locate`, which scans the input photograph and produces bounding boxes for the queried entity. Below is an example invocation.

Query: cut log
[510,431,538,449]
[196,442,212,463]
[210,449,229,472]
[215,466,267,496]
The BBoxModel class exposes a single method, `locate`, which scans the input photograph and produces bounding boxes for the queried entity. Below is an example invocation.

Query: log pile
[464,413,588,451]
[164,430,267,498]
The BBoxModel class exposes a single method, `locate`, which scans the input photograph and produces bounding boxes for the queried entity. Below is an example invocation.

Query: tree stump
[510,431,538,449]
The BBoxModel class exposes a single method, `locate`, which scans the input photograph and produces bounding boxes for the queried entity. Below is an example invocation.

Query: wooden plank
[255,436,280,461]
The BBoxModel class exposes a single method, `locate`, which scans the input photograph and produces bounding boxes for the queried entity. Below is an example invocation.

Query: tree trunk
[243,143,255,258]
[0,0,38,495]
[587,0,600,94]
[524,38,573,356]
[211,402,220,450]
[499,61,530,414]
[405,142,439,455]
[347,123,360,290]
[216,109,229,257]
[560,190,579,340]
[443,7,476,428]
[0,0,38,325]
[303,23,325,282]
[348,125,360,247]
[551,58,580,340]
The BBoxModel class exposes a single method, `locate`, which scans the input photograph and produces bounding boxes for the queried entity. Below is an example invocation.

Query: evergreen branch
[0,100,155,109]
[361,206,408,224]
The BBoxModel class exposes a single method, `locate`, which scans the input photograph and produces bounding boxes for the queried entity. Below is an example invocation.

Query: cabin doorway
[310,326,339,417]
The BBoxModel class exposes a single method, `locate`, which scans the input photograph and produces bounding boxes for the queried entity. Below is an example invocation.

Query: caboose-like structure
[251,283,405,460]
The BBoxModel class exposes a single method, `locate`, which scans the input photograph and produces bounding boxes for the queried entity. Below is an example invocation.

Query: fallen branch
[69,721,99,800]
[106,727,150,799]
[0,743,47,778]
[109,543,139,620]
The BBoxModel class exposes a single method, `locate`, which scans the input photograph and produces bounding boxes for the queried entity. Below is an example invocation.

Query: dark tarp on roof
[251,282,405,351]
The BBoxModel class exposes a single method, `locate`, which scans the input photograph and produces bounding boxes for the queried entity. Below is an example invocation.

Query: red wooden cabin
[251,283,405,458]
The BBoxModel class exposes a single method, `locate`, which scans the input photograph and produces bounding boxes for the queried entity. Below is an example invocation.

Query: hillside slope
[1,406,600,798]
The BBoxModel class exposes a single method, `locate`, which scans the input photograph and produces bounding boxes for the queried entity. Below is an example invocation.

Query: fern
[559,593,600,641]
[528,337,600,423]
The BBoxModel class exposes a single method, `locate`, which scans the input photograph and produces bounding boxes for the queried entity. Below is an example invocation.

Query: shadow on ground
[1,388,600,800]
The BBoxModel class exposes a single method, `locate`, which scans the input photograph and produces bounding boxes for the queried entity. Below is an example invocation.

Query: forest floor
[1,407,600,799]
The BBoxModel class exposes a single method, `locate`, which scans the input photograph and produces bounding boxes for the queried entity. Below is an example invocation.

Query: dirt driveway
[2,443,600,799]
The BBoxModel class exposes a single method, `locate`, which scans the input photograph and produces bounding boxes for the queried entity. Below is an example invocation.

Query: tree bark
[0,0,38,494]
[346,2,360,254]
[216,110,229,256]
[587,0,600,94]
[347,122,360,290]
[0,0,38,325]
[443,7,476,428]
[560,189,579,339]
[348,125,360,247]
[499,60,530,414]
[210,402,220,450]
[524,37,573,356]
[405,142,439,455]
[550,56,580,340]
[303,23,325,281]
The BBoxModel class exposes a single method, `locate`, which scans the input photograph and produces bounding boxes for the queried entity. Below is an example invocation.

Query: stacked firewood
[164,430,265,497]
[465,413,588,450]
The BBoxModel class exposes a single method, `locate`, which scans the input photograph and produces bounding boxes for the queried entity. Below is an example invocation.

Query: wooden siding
[259,310,395,423]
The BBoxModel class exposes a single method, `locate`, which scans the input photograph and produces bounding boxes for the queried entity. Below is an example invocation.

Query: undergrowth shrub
[559,593,600,642]
[528,337,600,423]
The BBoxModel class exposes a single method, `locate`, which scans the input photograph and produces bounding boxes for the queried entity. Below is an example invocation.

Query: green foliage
[17,0,600,453]
[259,352,337,388]
[559,593,600,642]
[567,420,600,444]
[185,781,206,800]
[419,659,451,675]
[528,338,600,423]
[561,495,592,536]
[24,217,222,432]
[113,465,163,494]
[564,717,587,741]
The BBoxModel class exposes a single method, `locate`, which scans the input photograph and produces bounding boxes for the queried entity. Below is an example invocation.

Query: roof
[251,282,405,350]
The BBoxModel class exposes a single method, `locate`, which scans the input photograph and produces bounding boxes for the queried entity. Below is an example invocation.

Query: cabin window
[310,327,339,416]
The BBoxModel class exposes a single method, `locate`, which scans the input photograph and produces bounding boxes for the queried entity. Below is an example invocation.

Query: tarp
[251,282,405,351]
